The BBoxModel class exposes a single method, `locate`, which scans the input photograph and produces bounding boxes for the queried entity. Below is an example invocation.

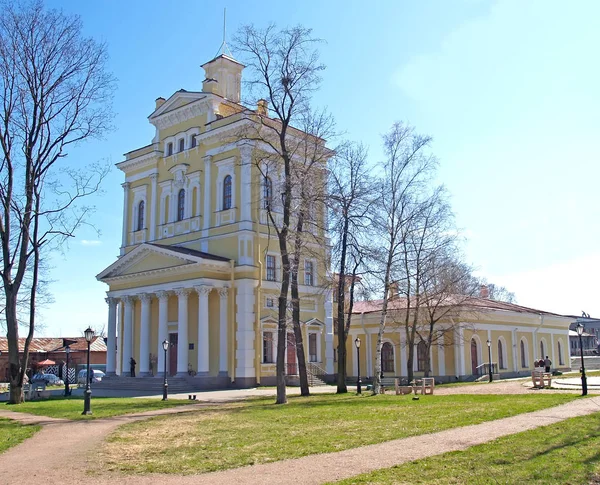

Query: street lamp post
[82,327,94,415]
[162,339,169,401]
[486,339,493,383]
[354,337,361,395]
[577,323,588,396]
[64,346,71,397]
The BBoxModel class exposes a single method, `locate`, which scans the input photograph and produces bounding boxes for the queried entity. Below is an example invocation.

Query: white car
[77,369,105,386]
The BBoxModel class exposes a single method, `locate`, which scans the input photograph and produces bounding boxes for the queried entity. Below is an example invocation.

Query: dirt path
[1,382,598,485]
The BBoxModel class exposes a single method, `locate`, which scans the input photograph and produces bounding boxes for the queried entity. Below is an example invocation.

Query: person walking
[130,357,137,377]
[544,355,552,373]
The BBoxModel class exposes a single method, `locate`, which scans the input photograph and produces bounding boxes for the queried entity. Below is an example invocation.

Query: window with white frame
[382,342,394,372]
[304,260,314,286]
[178,138,185,153]
[263,331,274,363]
[417,341,427,372]
[166,142,173,156]
[190,135,197,148]
[266,297,275,308]
[137,200,145,231]
[263,176,273,210]
[177,189,185,221]
[266,255,276,281]
[223,175,232,210]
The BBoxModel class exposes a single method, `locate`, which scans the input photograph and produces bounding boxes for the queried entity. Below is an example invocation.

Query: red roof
[0,336,106,353]
[352,296,565,317]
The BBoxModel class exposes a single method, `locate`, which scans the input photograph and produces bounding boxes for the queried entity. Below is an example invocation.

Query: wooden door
[286,333,297,375]
[169,333,178,377]
[471,338,478,375]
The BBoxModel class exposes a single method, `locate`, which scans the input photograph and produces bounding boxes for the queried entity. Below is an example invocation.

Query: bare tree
[328,142,375,392]
[0,2,114,403]
[486,283,516,303]
[371,122,436,395]
[234,25,326,404]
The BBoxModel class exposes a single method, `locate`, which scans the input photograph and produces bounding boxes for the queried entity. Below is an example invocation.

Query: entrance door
[169,333,178,377]
[286,333,297,375]
[471,338,478,375]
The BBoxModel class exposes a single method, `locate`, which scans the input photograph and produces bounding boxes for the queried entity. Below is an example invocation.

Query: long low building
[342,294,572,383]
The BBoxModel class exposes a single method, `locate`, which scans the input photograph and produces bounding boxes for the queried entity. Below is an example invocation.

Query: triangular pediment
[96,243,229,282]
[149,91,207,119]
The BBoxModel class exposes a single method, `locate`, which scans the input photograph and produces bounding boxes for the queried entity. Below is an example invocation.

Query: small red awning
[36,359,55,366]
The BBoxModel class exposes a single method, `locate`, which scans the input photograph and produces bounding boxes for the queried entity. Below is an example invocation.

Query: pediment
[149,91,207,119]
[118,252,191,277]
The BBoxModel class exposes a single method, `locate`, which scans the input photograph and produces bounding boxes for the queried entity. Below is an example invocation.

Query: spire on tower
[215,8,233,58]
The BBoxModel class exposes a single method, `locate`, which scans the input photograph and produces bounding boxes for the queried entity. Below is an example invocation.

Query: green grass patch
[334,411,600,484]
[101,392,581,475]
[4,396,192,420]
[0,418,40,453]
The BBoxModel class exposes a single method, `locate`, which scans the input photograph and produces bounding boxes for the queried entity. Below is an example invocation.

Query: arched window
[177,189,185,221]
[382,342,394,373]
[263,176,273,209]
[471,338,478,374]
[558,340,564,365]
[223,175,232,210]
[137,200,145,231]
[540,340,545,359]
[520,340,527,368]
[166,142,173,156]
[417,341,427,372]
[178,138,185,152]
[498,339,505,369]
[190,135,197,148]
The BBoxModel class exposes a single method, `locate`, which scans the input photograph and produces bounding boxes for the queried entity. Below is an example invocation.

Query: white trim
[126,168,159,183]
[497,335,508,370]
[381,338,396,375]
[519,336,530,368]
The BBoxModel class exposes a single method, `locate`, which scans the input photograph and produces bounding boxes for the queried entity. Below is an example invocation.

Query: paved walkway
[1,383,599,485]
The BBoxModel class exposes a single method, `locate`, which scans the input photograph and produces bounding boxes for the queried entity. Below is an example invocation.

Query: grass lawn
[0,418,40,454]
[333,411,600,484]
[4,396,192,420]
[101,392,581,475]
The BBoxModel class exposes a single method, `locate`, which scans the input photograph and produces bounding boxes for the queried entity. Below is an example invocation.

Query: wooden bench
[412,378,435,395]
[531,369,552,388]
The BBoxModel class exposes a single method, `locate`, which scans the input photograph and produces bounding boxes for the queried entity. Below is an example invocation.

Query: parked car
[77,369,105,386]
[31,373,64,386]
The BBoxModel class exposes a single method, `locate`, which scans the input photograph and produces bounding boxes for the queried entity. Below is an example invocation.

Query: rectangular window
[190,135,197,148]
[178,138,185,152]
[309,333,317,362]
[304,260,314,286]
[266,255,276,281]
[263,332,274,363]
[166,142,173,156]
[266,297,274,308]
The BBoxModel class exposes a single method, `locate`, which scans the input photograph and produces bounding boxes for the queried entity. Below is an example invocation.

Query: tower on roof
[201,8,244,103]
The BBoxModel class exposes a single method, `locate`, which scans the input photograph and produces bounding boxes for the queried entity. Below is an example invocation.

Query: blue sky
[38,0,599,336]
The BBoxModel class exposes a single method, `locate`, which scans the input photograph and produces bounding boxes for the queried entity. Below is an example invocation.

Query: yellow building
[343,293,572,383]
[97,51,333,388]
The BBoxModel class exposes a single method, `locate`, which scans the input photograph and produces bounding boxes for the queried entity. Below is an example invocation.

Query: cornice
[117,150,161,173]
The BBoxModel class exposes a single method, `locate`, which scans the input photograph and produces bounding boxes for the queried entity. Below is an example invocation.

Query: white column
[550,332,556,367]
[105,297,118,375]
[324,290,334,375]
[239,145,252,222]
[120,182,130,254]
[195,285,212,374]
[235,279,256,383]
[175,288,191,376]
[366,332,373,377]
[122,296,134,376]
[149,173,158,241]
[512,328,519,372]
[116,301,122,375]
[218,286,229,374]
[156,291,169,376]
[139,293,152,376]
[459,327,466,376]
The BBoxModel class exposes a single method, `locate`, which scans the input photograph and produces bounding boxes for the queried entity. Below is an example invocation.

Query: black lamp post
[64,346,71,396]
[82,327,94,415]
[162,339,169,401]
[354,337,362,395]
[486,339,493,383]
[577,323,588,396]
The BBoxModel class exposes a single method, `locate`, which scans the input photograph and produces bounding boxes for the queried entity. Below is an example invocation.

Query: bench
[412,378,435,395]
[531,369,552,388]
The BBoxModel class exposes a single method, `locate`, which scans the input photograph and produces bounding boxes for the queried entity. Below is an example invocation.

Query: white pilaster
[120,182,130,255]
[512,328,518,371]
[218,286,229,374]
[550,333,555,367]
[105,297,118,375]
[156,291,169,376]
[438,341,445,376]
[366,332,372,377]
[239,145,252,222]
[139,293,152,376]
[122,295,134,376]
[459,327,466,376]
[324,290,334,374]
[116,301,122,375]
[235,279,256,381]
[195,285,212,374]
[149,173,158,241]
[175,288,191,376]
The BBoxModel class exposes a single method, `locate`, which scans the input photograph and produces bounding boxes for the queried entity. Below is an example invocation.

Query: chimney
[389,281,399,299]
[155,97,166,110]
[257,99,269,116]
[479,285,489,299]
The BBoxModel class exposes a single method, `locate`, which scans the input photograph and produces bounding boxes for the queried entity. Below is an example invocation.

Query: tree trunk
[276,245,290,405]
[335,217,350,393]
[291,264,310,396]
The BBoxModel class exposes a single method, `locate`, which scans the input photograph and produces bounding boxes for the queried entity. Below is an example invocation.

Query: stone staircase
[307,362,328,386]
